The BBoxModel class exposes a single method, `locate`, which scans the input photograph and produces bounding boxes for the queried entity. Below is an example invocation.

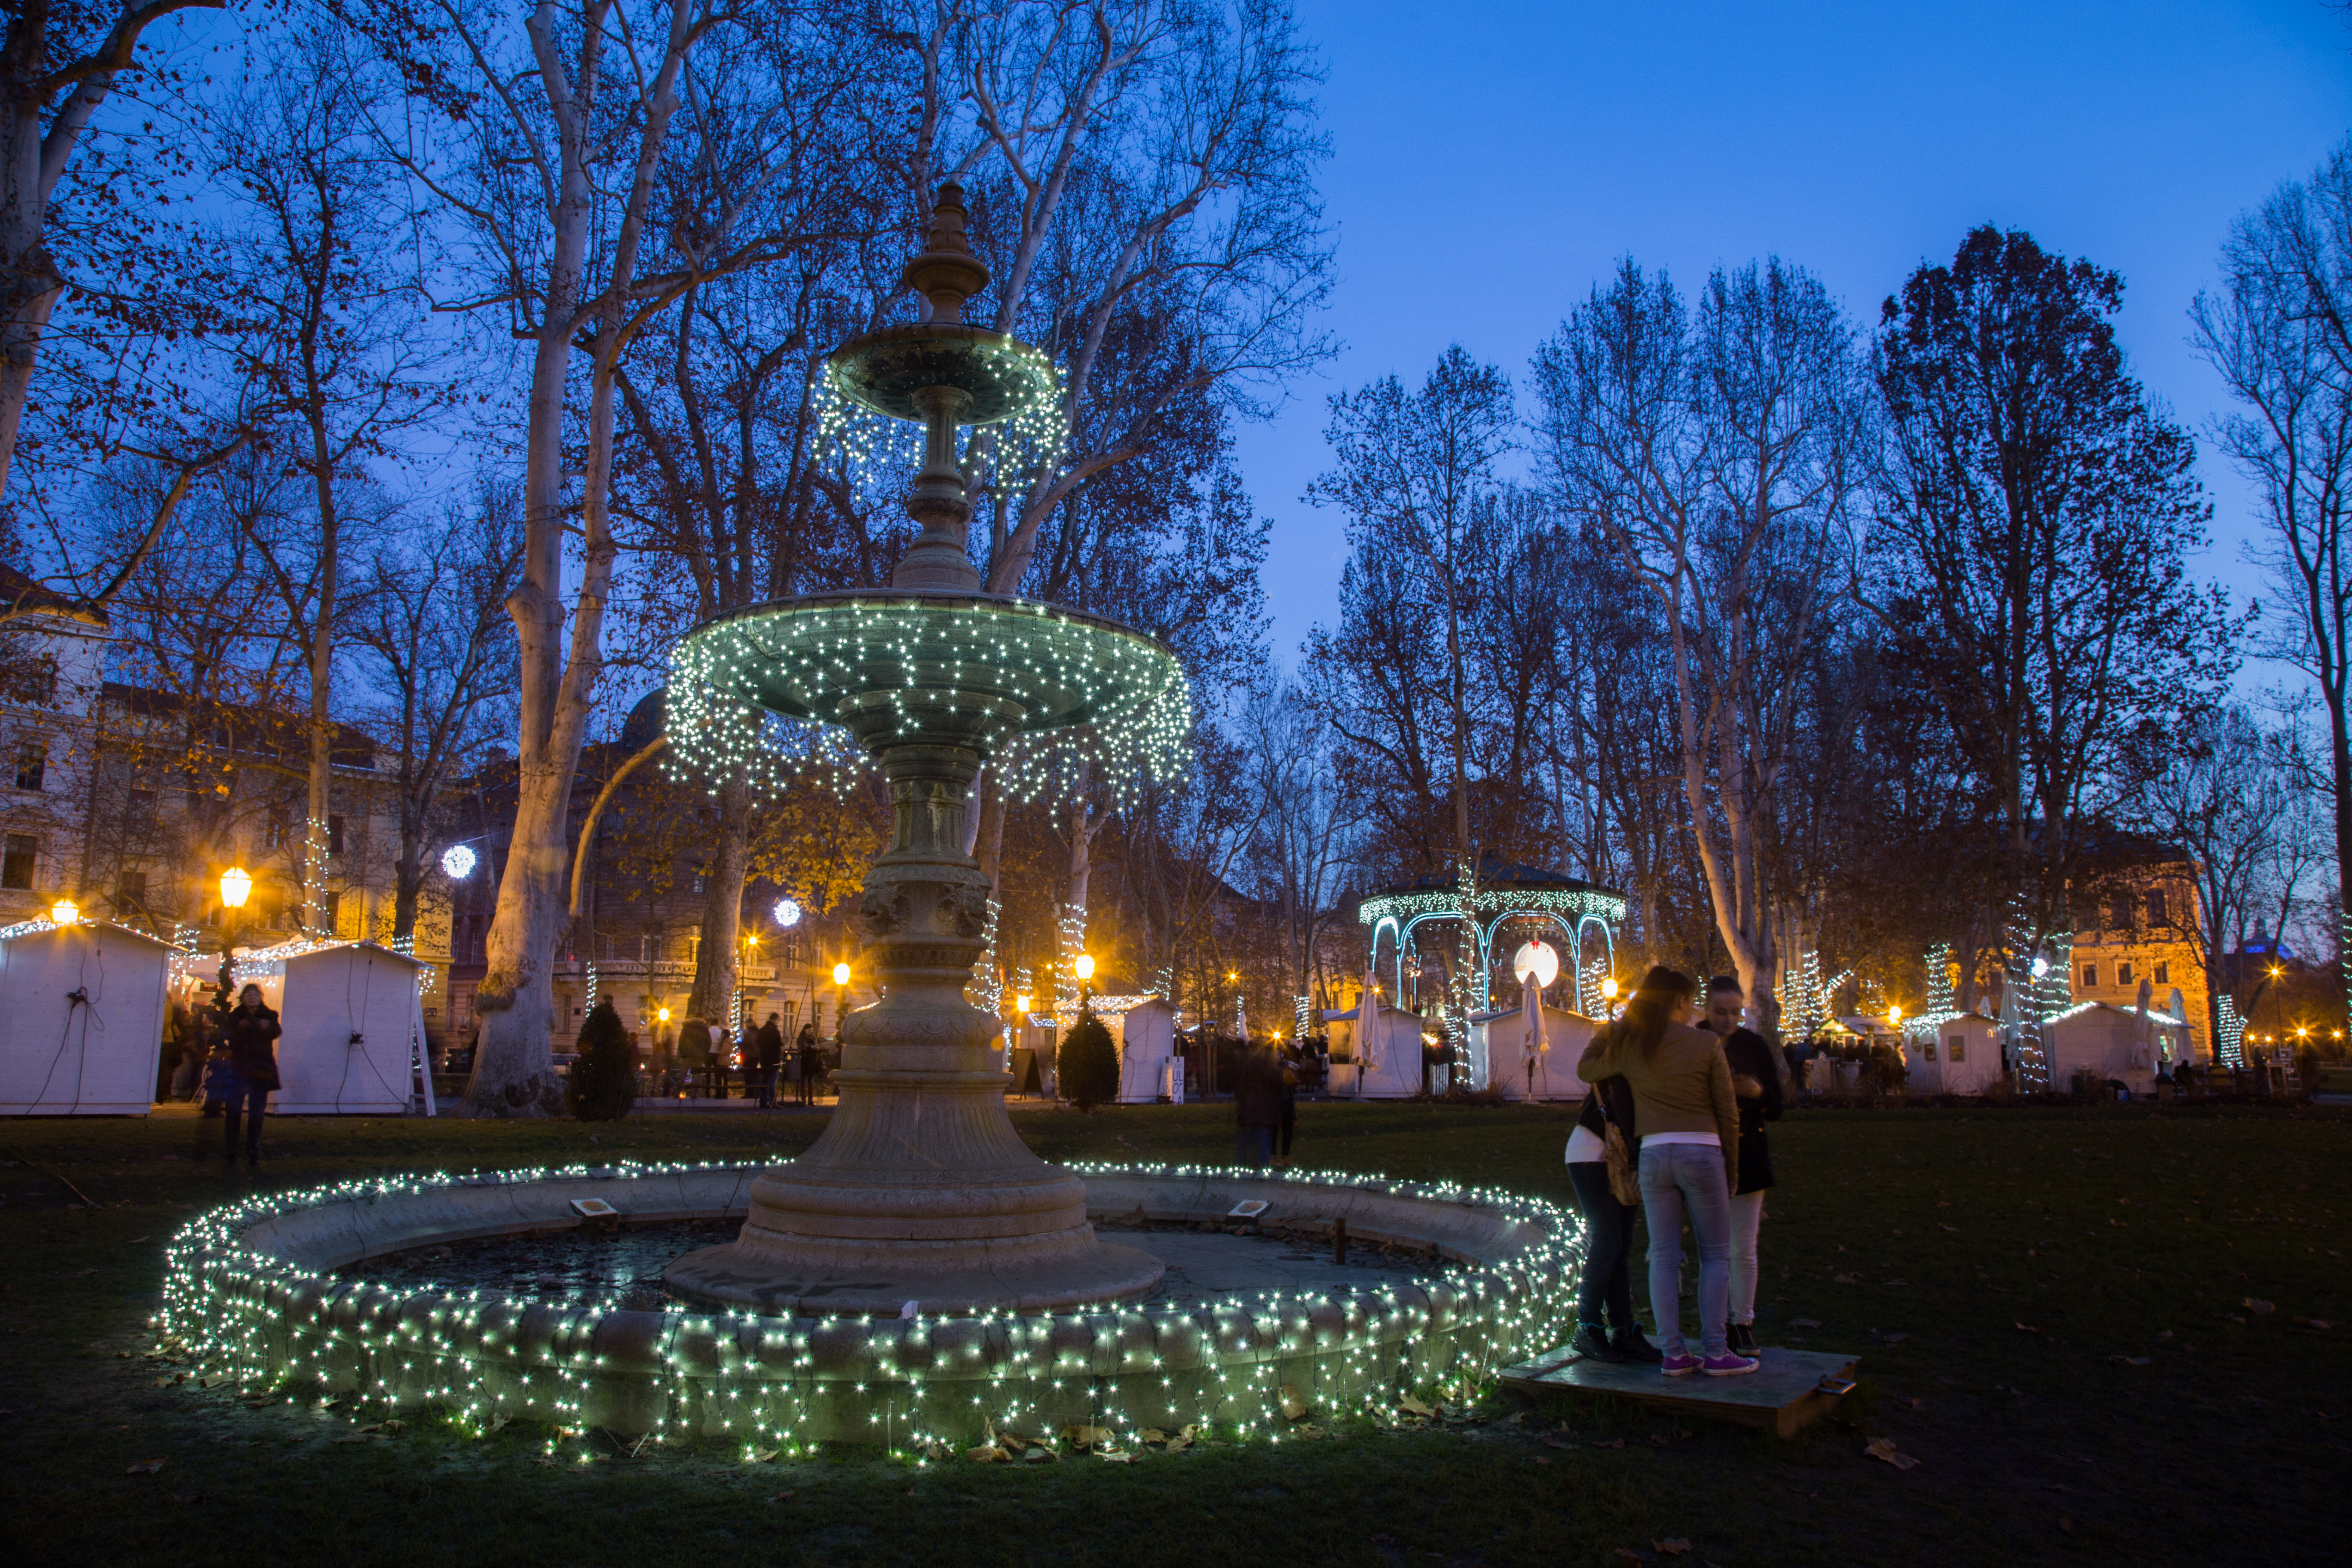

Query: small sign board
[570,1198,619,1219]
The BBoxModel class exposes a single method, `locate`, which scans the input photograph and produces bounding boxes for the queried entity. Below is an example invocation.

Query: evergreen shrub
[568,998,638,1121]
[1057,1004,1119,1111]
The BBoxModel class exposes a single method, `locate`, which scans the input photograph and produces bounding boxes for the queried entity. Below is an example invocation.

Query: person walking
[1701,975,1782,1357]
[1233,1039,1286,1167]
[753,1012,784,1109]
[219,982,282,1169]
[710,1025,734,1099]
[794,1022,822,1106]
[1565,1074,1657,1362]
[1578,965,1752,1377]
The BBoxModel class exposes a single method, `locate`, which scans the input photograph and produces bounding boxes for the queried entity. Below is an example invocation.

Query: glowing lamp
[49,898,77,925]
[1014,994,1030,1013]
[1600,976,1619,1001]
[833,962,851,986]
[219,866,253,911]
[1075,954,1095,981]
[1889,1004,1902,1025]
[773,897,802,928]
[657,1007,671,1023]
[1511,940,1559,989]
[441,844,477,879]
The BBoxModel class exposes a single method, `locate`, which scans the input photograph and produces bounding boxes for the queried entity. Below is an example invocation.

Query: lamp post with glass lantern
[217,867,253,982]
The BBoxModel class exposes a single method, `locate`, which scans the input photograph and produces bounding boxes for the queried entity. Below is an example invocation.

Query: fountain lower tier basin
[161,1162,1580,1446]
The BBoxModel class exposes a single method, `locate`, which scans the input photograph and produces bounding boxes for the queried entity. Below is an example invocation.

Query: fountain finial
[902,184,990,323]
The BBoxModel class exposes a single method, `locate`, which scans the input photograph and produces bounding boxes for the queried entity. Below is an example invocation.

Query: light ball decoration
[832,962,851,986]
[441,845,477,880]
[1511,940,1559,989]
[1599,976,1619,1000]
[49,898,77,925]
[773,897,802,928]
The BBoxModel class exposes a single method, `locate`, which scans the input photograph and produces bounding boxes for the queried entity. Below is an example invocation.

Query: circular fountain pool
[160,1161,1580,1449]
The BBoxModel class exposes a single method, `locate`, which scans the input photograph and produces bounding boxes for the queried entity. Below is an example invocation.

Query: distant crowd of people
[151,971,285,1168]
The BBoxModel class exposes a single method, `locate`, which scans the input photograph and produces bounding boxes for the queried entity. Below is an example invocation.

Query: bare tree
[1535,259,1868,1032]
[2193,143,2352,1017]
[0,0,225,499]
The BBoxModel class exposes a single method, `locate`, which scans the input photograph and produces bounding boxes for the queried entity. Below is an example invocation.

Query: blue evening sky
[1236,0,2352,672]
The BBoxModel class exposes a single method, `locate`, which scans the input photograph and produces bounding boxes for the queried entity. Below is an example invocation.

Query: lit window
[2155,962,2169,986]
[2118,962,2133,986]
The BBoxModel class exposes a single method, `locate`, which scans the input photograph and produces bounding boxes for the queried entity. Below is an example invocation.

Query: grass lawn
[3,1101,2346,1567]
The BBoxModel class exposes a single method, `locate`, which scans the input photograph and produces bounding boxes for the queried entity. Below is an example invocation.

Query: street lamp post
[218,867,253,983]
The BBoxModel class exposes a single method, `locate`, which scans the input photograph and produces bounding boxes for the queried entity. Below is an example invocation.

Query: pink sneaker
[1660,1353,1703,1376]
[1703,1351,1760,1376]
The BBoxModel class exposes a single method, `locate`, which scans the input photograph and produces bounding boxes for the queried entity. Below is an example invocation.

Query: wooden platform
[1498,1345,1859,1438]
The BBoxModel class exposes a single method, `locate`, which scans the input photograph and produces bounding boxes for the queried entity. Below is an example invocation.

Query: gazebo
[1357,863,1626,1017]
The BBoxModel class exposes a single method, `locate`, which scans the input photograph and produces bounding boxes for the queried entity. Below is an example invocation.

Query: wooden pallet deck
[1498,1345,1859,1438]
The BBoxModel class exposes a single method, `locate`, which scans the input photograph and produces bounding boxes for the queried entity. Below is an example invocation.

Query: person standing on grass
[677,1016,712,1098]
[220,983,281,1169]
[1565,1073,1657,1363]
[1702,974,1782,1357]
[753,1013,784,1109]
[1233,1038,1286,1167]
[1276,1041,1302,1162]
[1578,965,1752,1378]
[795,1022,822,1105]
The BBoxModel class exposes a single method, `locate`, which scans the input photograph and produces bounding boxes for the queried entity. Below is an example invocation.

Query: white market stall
[241,940,432,1115]
[0,916,172,1115]
[1322,999,1427,1099]
[1115,997,1178,1103]
[1467,1002,1599,1101]
[1904,1012,2003,1094]
[2046,1000,2190,1099]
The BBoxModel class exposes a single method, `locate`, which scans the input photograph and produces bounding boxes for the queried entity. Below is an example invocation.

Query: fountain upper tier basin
[669,592,1187,755]
[828,323,1058,425]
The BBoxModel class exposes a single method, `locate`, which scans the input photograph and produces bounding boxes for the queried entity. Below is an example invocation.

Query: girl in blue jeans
[1578,965,1752,1377]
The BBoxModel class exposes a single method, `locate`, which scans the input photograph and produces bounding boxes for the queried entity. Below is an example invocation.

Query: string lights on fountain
[150,1159,1583,1461]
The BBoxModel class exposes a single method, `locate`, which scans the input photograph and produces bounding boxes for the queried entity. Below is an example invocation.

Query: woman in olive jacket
[1578,965,1752,1376]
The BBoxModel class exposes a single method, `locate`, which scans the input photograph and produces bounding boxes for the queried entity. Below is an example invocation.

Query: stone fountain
[661,186,1170,1314]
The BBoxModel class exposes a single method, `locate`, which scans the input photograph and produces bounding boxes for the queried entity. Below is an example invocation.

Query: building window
[1948,1037,1966,1063]
[2147,890,2168,926]
[326,815,345,856]
[116,869,147,904]
[2118,961,2134,986]
[13,739,44,791]
[2110,896,2132,929]
[2081,963,2098,989]
[2155,962,2169,986]
[128,788,156,829]
[0,833,33,889]
[4,654,58,706]
[322,891,341,931]
[266,807,288,851]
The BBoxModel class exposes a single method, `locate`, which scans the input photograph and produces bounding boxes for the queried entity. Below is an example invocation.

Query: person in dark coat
[1232,1039,1287,1167]
[794,1022,822,1106]
[1703,975,1782,1357]
[1565,1073,1657,1362]
[220,983,282,1168]
[753,1013,784,1109]
[197,980,236,1125]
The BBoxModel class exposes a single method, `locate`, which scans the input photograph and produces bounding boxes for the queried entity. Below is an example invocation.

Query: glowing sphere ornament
[1512,939,1560,989]
[441,844,477,880]
[773,897,802,928]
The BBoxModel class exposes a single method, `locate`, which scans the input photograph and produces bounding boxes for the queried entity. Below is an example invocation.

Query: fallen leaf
[1790,1318,1822,1329]
[2015,1323,2043,1334]
[1939,1224,1958,1232]
[1593,1437,1625,1449]
[1277,1384,1309,1421]
[1397,1396,1435,1418]
[126,1458,166,1475]
[1656,1541,1693,1557]
[1095,1449,1134,1464]
[2243,1298,2275,1316]
[964,1446,1003,1464]
[2293,1317,2334,1330]
[1163,1435,1191,1453]
[1022,1448,1056,1464]
[1061,1423,1112,1449]
[749,1447,780,1463]
[1864,1436,1919,1470]
[1139,1428,1168,1445]
[1544,1436,1577,1450]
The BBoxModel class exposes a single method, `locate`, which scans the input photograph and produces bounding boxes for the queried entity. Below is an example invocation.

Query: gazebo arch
[1358,864,1627,1016]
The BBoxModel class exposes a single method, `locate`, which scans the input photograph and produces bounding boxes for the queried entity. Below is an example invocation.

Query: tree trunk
[300,398,338,933]
[687,783,754,1028]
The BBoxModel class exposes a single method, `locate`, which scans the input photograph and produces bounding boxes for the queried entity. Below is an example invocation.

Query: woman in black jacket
[1565,1073,1657,1362]
[1704,976,1782,1356]
[221,983,282,1168]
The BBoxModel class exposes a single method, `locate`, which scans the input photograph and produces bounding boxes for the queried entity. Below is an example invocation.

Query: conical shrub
[1057,1003,1120,1112]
